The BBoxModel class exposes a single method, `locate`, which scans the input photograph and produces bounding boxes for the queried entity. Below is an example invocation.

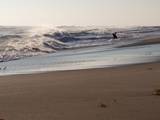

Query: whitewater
[0,26,160,75]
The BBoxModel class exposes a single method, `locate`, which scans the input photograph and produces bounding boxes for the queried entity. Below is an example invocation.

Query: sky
[0,0,160,26]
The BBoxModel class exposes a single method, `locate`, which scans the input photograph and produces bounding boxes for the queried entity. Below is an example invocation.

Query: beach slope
[0,62,160,120]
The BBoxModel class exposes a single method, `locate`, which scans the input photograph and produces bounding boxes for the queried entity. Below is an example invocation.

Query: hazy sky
[0,0,160,26]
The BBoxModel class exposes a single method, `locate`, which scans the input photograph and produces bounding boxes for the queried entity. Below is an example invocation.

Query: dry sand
[0,62,160,120]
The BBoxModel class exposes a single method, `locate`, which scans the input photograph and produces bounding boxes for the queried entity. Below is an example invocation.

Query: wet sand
[0,62,160,120]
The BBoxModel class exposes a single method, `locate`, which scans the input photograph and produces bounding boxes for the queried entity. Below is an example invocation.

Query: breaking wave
[0,26,160,62]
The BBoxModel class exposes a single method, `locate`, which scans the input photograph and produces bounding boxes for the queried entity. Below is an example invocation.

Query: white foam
[0,26,160,62]
[0,44,160,76]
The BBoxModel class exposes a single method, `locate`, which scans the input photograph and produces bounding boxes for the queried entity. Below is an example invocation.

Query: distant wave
[0,35,22,39]
[0,26,160,62]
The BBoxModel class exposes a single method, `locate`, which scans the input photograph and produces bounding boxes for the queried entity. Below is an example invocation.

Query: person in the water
[112,32,118,39]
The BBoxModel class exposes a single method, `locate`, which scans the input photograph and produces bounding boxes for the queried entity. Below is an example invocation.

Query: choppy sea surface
[0,26,160,75]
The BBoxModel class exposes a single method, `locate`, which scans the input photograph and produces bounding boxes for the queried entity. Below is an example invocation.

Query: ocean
[0,26,160,75]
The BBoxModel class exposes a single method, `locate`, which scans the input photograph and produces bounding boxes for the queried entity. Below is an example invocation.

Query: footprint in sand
[148,68,153,70]
[99,103,108,108]
[152,89,160,96]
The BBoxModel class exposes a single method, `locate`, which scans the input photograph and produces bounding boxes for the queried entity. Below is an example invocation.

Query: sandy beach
[0,62,160,120]
[0,1,160,119]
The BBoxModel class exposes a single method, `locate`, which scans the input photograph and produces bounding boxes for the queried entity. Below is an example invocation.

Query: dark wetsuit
[112,32,118,39]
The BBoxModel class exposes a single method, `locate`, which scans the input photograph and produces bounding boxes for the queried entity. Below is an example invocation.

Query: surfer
[112,32,118,39]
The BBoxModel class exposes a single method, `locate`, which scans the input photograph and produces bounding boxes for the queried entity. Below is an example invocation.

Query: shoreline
[0,60,160,77]
[1,26,160,120]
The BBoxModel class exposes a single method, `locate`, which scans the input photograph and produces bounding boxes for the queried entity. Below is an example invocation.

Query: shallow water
[0,44,160,76]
